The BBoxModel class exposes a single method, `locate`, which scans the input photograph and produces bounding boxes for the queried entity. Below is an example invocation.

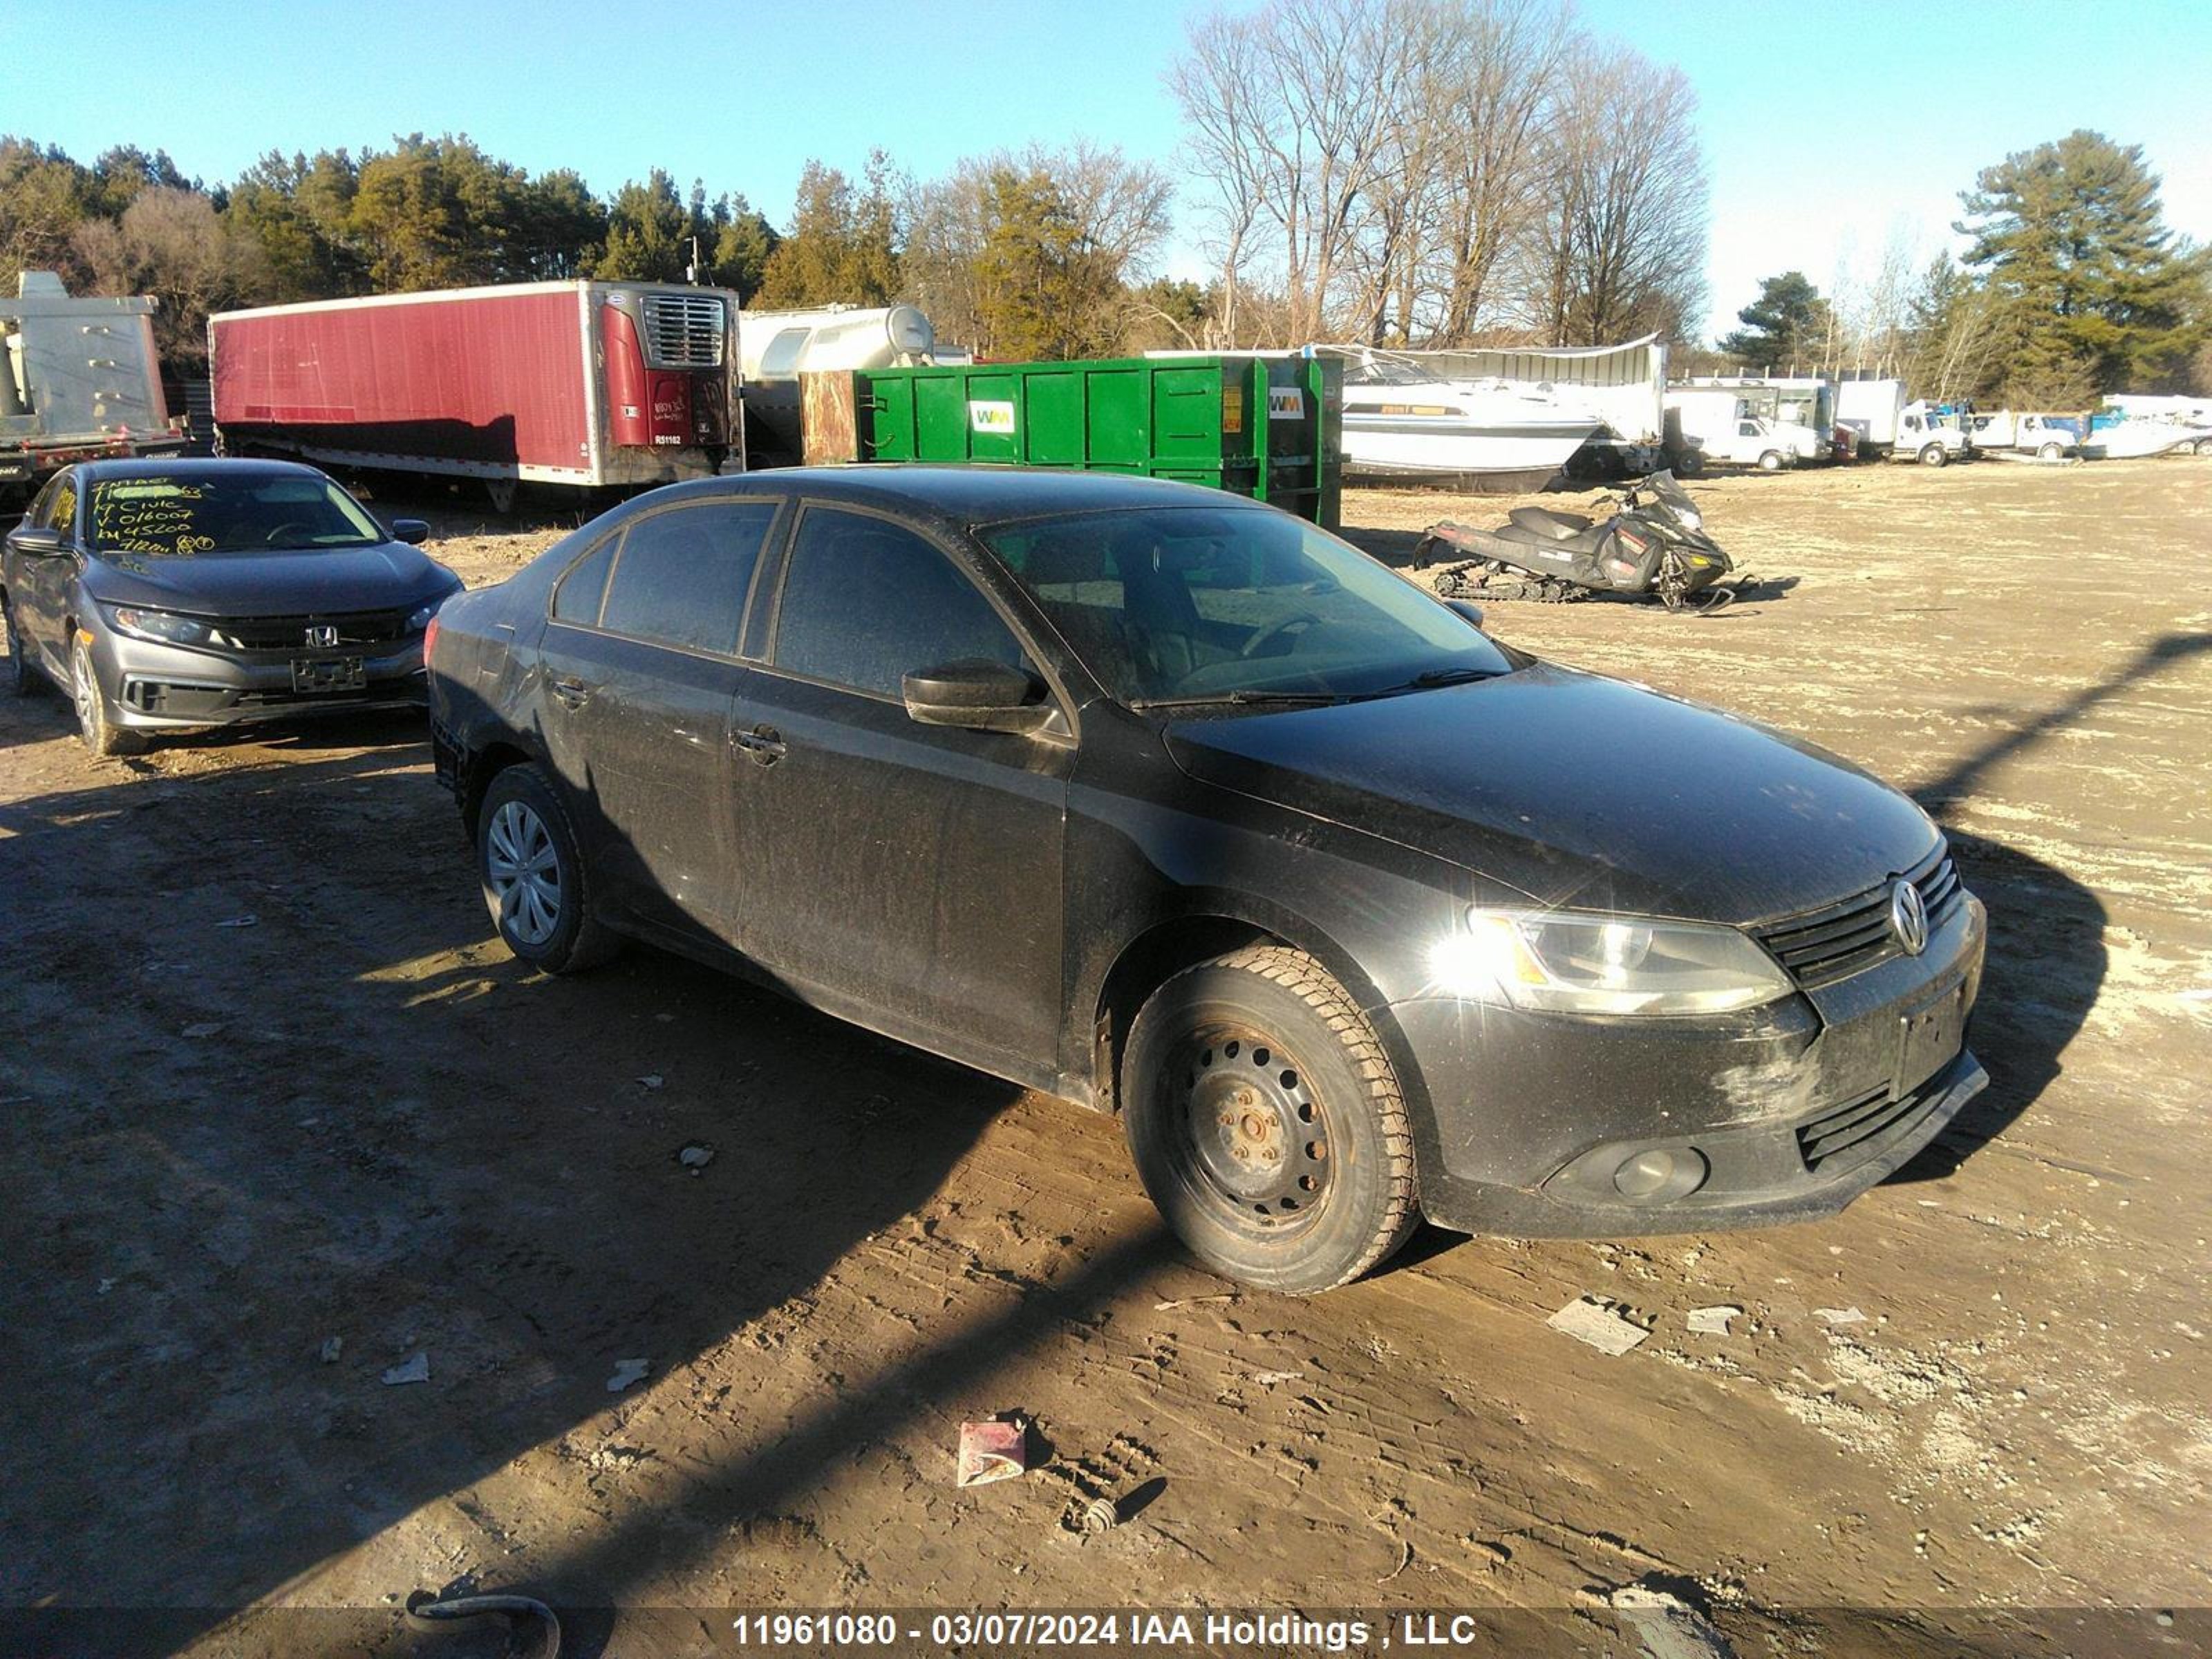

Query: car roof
[70,457,332,483]
[648,465,1273,527]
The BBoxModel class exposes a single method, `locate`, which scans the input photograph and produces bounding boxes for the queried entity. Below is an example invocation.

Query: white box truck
[1664,388,1799,472]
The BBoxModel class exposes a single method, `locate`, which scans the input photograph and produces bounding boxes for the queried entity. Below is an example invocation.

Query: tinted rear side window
[772,507,1027,698]
[552,536,615,626]
[599,502,777,655]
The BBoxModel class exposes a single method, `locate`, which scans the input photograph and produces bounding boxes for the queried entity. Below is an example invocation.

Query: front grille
[1756,841,1964,989]
[1797,1067,1953,1175]
[212,610,413,653]
[641,292,727,368]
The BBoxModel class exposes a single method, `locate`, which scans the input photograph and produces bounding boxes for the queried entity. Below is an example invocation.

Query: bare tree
[1421,0,1573,342]
[73,187,268,369]
[1170,0,1421,342]
[1525,42,1709,344]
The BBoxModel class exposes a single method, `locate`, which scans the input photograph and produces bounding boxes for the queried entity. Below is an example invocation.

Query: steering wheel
[1239,612,1321,659]
[263,521,316,546]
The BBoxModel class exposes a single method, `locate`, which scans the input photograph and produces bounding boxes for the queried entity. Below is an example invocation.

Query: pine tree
[1716,271,1828,368]
[1957,130,2211,398]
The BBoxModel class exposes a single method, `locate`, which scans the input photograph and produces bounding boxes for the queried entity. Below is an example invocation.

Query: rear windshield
[87,474,384,558]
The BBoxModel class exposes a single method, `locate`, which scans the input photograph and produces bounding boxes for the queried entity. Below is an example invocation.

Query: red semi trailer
[209,281,742,509]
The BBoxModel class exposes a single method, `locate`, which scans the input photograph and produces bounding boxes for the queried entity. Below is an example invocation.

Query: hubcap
[1174,1027,1331,1226]
[486,799,563,946]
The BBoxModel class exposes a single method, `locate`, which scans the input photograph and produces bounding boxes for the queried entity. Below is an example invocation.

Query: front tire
[71,639,145,756]
[1123,945,1418,1295]
[1757,449,1783,473]
[476,762,618,973]
[1919,443,1949,468]
[2037,442,2064,462]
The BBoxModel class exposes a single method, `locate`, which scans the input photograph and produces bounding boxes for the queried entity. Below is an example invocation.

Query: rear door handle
[732,724,787,766]
[550,676,594,709]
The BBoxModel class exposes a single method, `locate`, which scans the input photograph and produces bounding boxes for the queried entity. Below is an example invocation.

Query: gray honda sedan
[428,467,1989,1294]
[3,458,462,753]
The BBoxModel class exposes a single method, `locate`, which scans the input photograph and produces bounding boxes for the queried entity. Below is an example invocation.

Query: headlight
[106,605,221,648]
[1434,908,1792,1016]
[408,587,459,632]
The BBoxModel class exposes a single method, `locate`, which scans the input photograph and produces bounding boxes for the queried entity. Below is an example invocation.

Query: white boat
[2084,417,2212,460]
[1331,355,1604,491]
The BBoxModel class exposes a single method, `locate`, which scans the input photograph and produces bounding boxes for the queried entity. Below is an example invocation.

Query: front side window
[772,507,1028,699]
[981,506,1507,706]
[85,472,381,558]
[598,502,776,656]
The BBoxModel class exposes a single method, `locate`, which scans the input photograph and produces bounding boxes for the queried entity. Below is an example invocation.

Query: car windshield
[978,506,1512,707]
[86,474,386,558]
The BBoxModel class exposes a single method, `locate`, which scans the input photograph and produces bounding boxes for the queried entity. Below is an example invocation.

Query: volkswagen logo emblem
[1889,879,1929,957]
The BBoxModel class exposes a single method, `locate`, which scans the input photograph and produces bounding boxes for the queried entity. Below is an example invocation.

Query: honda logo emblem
[1889,879,1929,957]
[304,625,338,648]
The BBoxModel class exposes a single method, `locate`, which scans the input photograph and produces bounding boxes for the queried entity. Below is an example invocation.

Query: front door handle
[732,724,787,766]
[550,676,594,709]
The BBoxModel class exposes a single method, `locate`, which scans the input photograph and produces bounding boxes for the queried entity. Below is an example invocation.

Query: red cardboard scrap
[955,1420,1027,1487]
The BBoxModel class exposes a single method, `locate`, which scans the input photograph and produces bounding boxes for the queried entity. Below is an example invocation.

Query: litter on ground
[1548,1296,1650,1356]
[381,1352,430,1386]
[955,1420,1029,1487]
[606,1357,649,1393]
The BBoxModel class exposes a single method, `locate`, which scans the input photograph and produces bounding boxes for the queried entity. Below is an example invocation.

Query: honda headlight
[106,605,220,648]
[1436,908,1792,1016]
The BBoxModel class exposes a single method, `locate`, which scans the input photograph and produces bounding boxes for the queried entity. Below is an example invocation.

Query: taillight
[424,614,441,663]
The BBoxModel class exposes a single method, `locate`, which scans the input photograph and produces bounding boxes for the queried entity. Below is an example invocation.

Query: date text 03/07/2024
[726,1611,1533,1651]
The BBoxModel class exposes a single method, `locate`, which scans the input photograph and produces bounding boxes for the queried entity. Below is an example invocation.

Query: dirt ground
[2,456,2208,1658]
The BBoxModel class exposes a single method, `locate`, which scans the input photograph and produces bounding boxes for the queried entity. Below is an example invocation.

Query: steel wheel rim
[1166,1024,1331,1234]
[486,799,563,946]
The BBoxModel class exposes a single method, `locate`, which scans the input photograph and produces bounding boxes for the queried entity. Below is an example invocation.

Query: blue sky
[6,0,2208,337]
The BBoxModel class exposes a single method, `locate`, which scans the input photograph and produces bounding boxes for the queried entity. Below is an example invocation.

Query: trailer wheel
[1918,444,1949,468]
[1757,450,1783,472]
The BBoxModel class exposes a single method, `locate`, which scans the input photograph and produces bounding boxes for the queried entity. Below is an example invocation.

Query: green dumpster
[843,354,1343,529]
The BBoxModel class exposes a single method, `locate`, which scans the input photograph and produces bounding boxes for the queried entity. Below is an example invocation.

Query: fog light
[1612,1146,1709,1203]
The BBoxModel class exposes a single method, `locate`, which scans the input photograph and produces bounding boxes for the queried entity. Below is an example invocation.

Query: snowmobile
[1415,470,1738,612]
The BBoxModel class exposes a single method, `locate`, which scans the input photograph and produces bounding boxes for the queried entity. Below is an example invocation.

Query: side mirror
[390,518,431,545]
[901,658,1053,734]
[5,525,66,558]
[1444,597,1485,629]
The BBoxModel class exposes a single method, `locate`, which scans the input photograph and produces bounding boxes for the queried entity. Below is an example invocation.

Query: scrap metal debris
[1687,1306,1743,1336]
[1152,1292,1238,1311]
[381,1351,430,1386]
[1079,1495,1120,1535]
[956,1419,1029,1487]
[606,1357,649,1393]
[1547,1296,1651,1355]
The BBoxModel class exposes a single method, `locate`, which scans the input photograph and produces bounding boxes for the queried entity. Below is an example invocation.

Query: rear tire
[476,762,619,973]
[1123,945,1418,1295]
[4,594,44,696]
[71,639,146,756]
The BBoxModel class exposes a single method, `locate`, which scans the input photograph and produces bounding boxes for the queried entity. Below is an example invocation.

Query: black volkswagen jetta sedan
[427,468,1989,1293]
[2,458,462,753]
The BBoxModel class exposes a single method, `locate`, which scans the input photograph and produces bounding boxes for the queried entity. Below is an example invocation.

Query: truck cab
[1893,402,1974,467]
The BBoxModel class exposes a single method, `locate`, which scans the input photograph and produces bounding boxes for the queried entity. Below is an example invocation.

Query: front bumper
[102,630,429,729]
[1394,894,1988,1237]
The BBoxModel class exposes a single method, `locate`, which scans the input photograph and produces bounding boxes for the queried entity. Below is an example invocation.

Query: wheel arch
[1087,899,1421,1127]
[459,738,538,837]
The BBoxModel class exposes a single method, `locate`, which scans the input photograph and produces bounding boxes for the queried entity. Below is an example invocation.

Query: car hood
[1163,662,1939,926]
[86,543,457,616]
